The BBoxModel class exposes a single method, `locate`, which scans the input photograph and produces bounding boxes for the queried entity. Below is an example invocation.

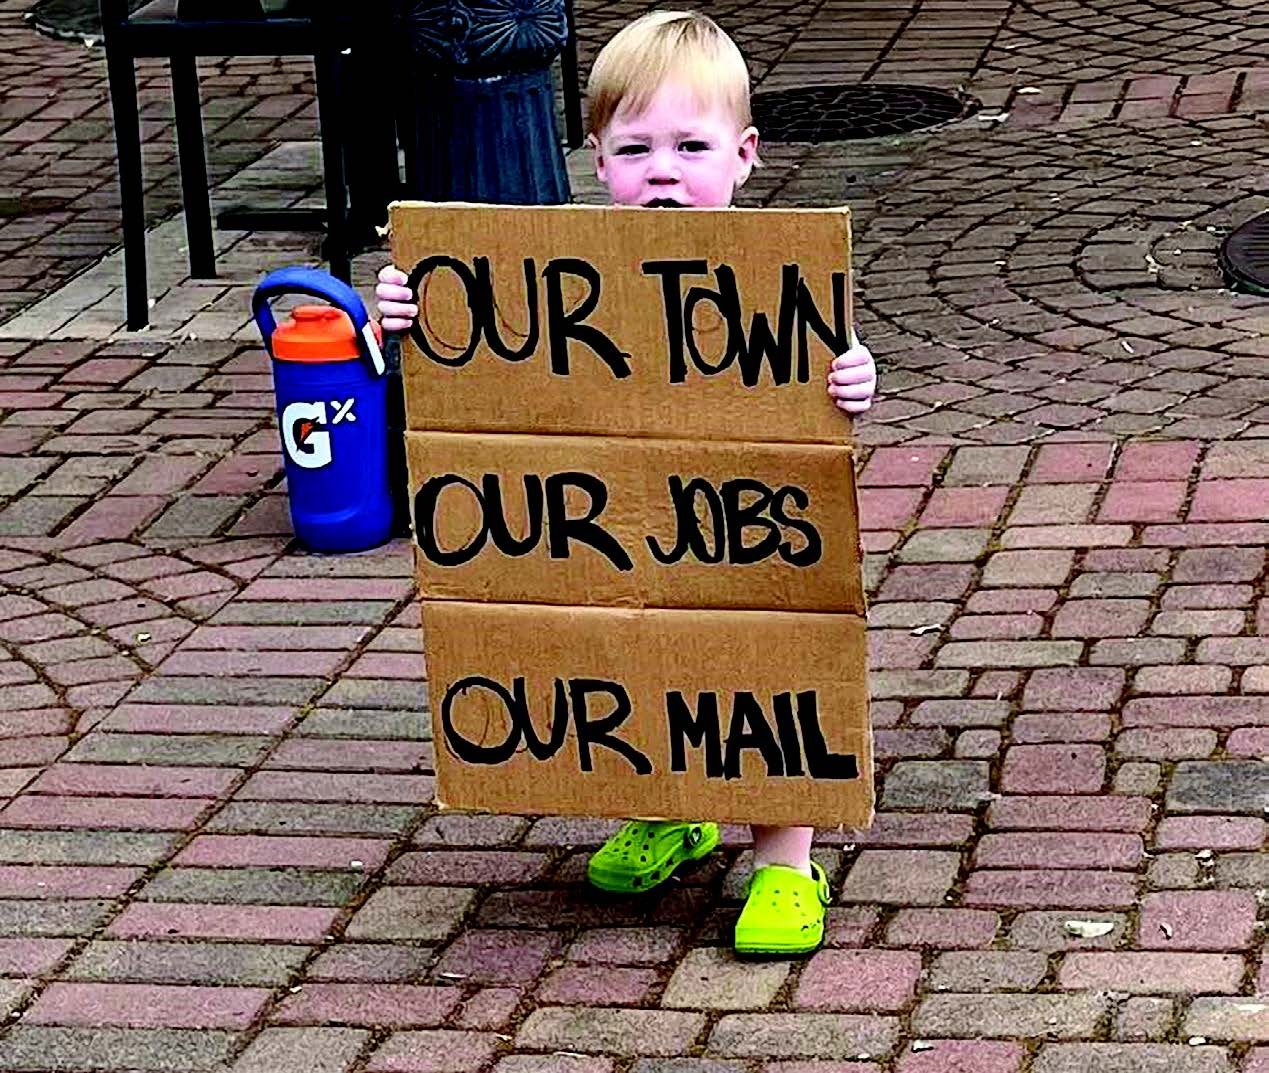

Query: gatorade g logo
[281,398,355,469]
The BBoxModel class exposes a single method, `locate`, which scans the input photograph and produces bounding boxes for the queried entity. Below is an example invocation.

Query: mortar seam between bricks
[0,341,278,534]
[1131,433,1267,1046]
[0,533,289,736]
[870,442,1029,1063]
[852,208,1258,446]
[0,629,78,765]
[1109,73,1132,121]
[1168,74,1190,120]
[0,453,122,513]
[748,0,831,95]
[0,547,162,738]
[920,440,1027,926]
[860,0,921,86]
[469,835,751,1068]
[965,438,1263,1057]
[172,583,441,1068]
[0,583,422,1049]
[970,0,1024,97]
[890,442,1187,1045]
[18,437,155,542]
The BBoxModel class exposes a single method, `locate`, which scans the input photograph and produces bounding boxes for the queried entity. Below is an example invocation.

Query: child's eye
[680,140,710,153]
[615,144,648,156]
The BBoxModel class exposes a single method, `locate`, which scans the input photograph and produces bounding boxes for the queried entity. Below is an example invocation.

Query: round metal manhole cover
[752,83,978,142]
[25,0,144,40]
[1219,213,1269,296]
[26,0,253,41]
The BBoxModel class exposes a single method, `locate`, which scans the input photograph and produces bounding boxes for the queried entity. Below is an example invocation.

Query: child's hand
[376,264,418,333]
[827,338,877,415]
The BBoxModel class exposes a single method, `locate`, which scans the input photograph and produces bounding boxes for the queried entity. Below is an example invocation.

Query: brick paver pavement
[0,0,1266,1069]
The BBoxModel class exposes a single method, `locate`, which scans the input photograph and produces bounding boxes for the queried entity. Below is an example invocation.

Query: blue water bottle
[253,267,393,553]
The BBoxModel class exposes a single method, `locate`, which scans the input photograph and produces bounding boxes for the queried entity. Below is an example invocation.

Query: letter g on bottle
[281,400,333,469]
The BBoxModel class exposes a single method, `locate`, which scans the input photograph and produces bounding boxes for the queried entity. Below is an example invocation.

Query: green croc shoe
[587,820,720,893]
[734,861,831,956]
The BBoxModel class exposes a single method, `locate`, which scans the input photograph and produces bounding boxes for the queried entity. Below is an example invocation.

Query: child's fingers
[380,315,415,333]
[377,265,409,286]
[828,382,874,401]
[377,300,418,320]
[828,367,875,386]
[375,283,414,303]
[831,349,873,370]
[834,396,872,414]
[827,383,876,400]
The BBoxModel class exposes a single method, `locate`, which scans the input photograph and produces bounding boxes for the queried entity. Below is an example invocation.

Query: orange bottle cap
[272,304,360,363]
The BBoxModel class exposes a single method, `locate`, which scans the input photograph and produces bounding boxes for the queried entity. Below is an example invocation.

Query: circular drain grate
[26,0,145,40]
[1219,213,1269,296]
[753,83,977,142]
[27,0,265,41]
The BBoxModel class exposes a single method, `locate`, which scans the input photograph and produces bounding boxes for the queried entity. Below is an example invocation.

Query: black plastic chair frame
[562,0,583,149]
[99,0,355,330]
[100,0,585,331]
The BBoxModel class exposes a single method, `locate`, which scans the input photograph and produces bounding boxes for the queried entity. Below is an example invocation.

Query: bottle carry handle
[252,266,385,377]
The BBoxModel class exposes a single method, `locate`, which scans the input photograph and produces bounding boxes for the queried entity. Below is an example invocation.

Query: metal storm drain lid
[752,83,978,142]
[1219,213,1269,296]
[26,0,148,40]
[26,0,107,40]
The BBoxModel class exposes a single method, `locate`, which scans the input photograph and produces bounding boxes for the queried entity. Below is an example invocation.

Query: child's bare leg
[751,824,813,875]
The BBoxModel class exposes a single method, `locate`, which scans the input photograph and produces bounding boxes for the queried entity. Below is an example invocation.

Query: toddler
[377,9,877,955]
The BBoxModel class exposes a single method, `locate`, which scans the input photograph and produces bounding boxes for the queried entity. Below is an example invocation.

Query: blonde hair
[586,10,752,138]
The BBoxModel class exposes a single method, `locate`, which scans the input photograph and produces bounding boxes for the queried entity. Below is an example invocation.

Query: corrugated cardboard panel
[424,601,873,829]
[406,430,865,613]
[390,203,853,444]
[392,200,873,827]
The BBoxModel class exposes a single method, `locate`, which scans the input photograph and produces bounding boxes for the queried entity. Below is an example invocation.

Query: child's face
[592,81,758,210]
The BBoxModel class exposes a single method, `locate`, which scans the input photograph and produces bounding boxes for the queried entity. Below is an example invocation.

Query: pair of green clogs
[586,819,829,955]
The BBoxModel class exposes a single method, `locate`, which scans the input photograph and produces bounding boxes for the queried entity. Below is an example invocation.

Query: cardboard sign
[425,603,869,826]
[392,202,872,829]
[397,204,854,443]
[405,431,866,613]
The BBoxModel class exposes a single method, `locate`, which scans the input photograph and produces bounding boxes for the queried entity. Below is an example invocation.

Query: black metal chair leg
[343,37,400,243]
[104,44,149,330]
[315,48,351,282]
[171,52,216,278]
[399,75,422,197]
[562,0,583,148]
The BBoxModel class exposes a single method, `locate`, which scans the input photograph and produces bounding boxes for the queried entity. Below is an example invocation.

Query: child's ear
[588,132,607,183]
[735,126,759,187]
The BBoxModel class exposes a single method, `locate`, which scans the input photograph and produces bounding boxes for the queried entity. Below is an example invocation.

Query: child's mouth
[645,198,684,208]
